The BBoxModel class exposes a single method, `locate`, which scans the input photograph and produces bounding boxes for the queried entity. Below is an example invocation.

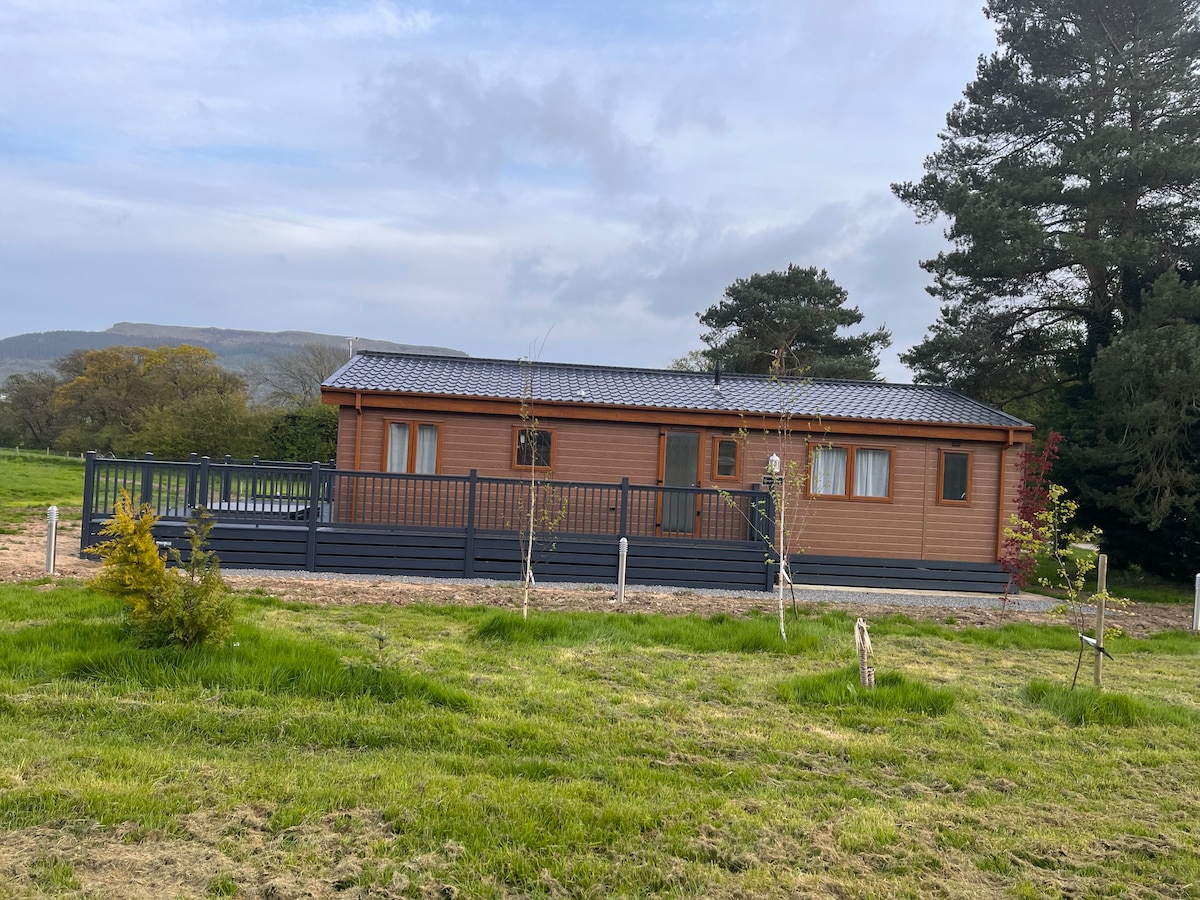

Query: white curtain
[854,449,890,498]
[811,446,847,495]
[387,423,409,473]
[415,425,438,474]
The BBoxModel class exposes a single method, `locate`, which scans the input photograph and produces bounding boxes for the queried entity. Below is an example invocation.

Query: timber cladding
[320,353,1034,573]
[341,404,1018,564]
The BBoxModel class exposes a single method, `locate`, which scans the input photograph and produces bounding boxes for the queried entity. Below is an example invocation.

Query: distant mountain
[0,322,466,379]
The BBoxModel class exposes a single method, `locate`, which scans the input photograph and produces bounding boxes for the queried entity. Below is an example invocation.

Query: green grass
[1026,678,1200,727]
[0,453,84,529]
[3,580,1200,897]
[475,607,831,653]
[1031,545,1196,604]
[777,664,956,715]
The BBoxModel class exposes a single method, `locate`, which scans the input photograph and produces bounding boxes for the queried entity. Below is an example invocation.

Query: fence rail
[78,453,1009,593]
[83,452,775,546]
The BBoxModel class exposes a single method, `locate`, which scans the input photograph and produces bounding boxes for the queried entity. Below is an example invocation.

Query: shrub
[87,492,173,622]
[88,492,233,647]
[163,507,233,647]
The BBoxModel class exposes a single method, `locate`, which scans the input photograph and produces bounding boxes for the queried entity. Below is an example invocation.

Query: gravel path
[220,567,1057,612]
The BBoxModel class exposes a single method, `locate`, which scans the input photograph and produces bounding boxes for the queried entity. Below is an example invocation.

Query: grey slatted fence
[81,453,777,590]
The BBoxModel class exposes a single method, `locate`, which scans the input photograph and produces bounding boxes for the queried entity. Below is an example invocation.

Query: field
[2,455,1200,897]
[2,578,1200,898]
[0,453,86,531]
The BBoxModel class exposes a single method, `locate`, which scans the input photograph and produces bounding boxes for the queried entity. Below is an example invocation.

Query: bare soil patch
[1,510,1192,637]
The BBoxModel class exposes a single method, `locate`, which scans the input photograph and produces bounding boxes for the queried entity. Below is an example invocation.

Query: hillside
[0,322,465,378]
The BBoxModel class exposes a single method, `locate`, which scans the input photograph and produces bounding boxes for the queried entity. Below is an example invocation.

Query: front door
[661,431,700,535]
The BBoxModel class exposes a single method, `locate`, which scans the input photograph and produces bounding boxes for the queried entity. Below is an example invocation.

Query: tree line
[674,0,1200,579]
[0,343,342,463]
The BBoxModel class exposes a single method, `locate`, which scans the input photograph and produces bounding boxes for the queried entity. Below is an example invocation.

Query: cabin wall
[342,404,1019,564]
[737,434,1013,564]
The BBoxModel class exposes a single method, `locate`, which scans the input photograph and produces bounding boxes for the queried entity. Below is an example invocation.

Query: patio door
[660,430,701,535]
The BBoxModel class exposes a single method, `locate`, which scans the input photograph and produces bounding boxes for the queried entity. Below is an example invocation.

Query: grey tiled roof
[323,353,1030,428]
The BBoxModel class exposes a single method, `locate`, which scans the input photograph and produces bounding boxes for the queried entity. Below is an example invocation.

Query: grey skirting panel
[84,520,1009,594]
[788,554,1012,594]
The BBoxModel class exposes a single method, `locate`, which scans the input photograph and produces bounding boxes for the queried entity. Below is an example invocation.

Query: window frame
[807,442,895,502]
[383,420,442,475]
[511,424,556,471]
[937,449,973,506]
[710,436,742,482]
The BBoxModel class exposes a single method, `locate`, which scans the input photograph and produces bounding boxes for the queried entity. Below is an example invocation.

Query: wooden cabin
[319,353,1034,591]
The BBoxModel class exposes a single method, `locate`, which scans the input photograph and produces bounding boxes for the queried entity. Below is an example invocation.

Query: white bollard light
[617,537,629,603]
[1193,574,1200,632]
[46,505,58,575]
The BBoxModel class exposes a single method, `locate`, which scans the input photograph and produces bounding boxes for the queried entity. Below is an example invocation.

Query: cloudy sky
[0,0,999,381]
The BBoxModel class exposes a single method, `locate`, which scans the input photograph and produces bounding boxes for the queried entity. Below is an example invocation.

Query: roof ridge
[352,349,946,391]
[329,352,1032,428]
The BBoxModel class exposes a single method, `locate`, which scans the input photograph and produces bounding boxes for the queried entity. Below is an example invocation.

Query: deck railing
[83,453,775,547]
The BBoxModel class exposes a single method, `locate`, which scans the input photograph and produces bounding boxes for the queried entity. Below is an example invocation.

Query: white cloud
[366,59,653,193]
[0,0,998,383]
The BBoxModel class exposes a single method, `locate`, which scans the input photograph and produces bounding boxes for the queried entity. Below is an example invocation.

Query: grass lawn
[0,453,85,531]
[2,581,1199,897]
[1030,545,1197,605]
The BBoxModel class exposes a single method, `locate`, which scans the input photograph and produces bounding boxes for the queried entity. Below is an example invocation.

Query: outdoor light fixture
[767,453,781,475]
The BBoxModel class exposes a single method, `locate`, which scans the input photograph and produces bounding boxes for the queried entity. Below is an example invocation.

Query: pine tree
[697,265,890,380]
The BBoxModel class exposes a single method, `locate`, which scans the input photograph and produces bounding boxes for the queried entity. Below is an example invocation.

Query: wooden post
[81,451,96,555]
[221,455,233,502]
[140,452,155,508]
[1093,554,1108,687]
[463,470,478,578]
[198,456,211,513]
[305,461,321,572]
[186,452,198,510]
[761,489,777,592]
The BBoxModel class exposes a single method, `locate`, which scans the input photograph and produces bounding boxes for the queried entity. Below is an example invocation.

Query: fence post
[198,456,211,512]
[186,452,198,510]
[619,477,630,537]
[760,488,777,592]
[1093,553,1108,687]
[463,470,478,578]
[221,455,232,502]
[140,452,155,508]
[306,461,321,572]
[81,451,97,555]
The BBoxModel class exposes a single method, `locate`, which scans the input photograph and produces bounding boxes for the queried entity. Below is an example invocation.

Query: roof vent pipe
[713,358,721,387]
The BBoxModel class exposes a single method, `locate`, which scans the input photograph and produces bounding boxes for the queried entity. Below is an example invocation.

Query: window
[810,443,893,500]
[712,437,741,480]
[811,445,848,496]
[853,448,891,498]
[386,422,440,474]
[939,450,971,504]
[513,426,554,469]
